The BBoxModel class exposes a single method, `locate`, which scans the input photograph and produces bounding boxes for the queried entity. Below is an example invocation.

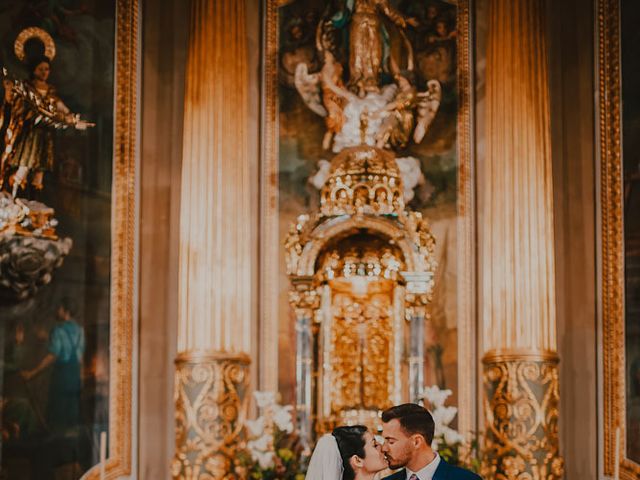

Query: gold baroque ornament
[482,355,564,480]
[172,352,250,480]
[14,26,56,61]
[320,146,404,217]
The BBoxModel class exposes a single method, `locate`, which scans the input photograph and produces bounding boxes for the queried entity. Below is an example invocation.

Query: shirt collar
[405,453,441,480]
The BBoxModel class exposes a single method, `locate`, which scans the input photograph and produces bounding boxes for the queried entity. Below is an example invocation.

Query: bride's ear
[349,454,364,471]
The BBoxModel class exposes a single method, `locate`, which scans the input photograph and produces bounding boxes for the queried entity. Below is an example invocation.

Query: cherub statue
[372,76,442,149]
[413,80,442,143]
[373,75,418,149]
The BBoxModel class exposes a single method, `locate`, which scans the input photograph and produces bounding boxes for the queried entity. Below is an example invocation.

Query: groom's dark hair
[381,403,435,445]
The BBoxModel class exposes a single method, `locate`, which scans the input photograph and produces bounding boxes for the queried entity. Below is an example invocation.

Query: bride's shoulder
[380,469,405,480]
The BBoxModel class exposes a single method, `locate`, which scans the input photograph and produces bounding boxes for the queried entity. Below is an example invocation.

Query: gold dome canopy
[320,145,404,217]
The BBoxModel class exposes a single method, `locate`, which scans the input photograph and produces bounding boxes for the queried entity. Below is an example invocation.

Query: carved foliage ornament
[172,354,250,480]
[483,357,564,480]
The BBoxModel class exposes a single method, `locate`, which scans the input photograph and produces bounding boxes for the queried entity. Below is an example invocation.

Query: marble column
[482,0,563,478]
[402,272,432,404]
[171,0,251,478]
[289,276,319,452]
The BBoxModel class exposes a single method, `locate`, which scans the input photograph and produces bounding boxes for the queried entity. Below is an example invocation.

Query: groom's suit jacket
[382,459,482,480]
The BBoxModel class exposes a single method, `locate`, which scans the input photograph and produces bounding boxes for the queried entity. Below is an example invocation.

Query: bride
[306,426,389,480]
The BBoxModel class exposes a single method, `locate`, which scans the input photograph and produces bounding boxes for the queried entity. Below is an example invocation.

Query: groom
[381,403,481,480]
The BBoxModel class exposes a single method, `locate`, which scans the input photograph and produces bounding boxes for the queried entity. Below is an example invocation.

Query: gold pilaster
[174,0,251,477]
[172,353,250,480]
[482,0,562,477]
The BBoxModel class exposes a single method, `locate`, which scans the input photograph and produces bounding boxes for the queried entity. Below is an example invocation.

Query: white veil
[305,433,344,480]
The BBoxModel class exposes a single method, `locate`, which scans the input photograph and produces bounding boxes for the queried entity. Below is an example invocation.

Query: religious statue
[346,0,418,96]
[0,27,93,199]
[293,5,442,156]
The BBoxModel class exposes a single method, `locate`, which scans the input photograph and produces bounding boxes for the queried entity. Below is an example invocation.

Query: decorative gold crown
[320,146,404,217]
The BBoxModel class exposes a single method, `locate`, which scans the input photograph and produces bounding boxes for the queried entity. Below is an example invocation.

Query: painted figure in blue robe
[21,296,85,433]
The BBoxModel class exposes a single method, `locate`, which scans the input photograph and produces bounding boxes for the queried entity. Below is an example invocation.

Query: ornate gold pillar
[172,0,251,478]
[482,0,563,478]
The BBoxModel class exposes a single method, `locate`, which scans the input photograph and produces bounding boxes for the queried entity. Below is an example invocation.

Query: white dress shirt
[405,453,441,480]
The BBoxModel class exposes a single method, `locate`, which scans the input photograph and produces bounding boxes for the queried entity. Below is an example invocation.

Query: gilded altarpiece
[600,0,640,477]
[0,1,137,479]
[262,0,475,440]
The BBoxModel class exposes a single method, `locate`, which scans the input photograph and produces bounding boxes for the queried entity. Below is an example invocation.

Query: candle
[614,426,620,480]
[100,431,107,480]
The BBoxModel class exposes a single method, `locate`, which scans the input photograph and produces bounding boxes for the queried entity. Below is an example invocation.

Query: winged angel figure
[295,58,441,153]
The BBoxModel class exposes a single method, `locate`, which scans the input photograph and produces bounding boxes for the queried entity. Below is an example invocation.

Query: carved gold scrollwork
[172,352,250,480]
[483,355,564,480]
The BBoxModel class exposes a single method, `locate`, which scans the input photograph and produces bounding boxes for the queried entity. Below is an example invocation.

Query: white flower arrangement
[245,391,295,469]
[421,385,466,450]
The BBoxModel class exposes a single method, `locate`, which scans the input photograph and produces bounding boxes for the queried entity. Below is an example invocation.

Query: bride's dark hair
[332,425,368,480]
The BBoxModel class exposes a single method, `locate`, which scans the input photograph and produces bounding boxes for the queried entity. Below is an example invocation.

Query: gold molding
[483,350,560,364]
[261,1,476,432]
[82,0,138,478]
[176,350,252,364]
[171,353,251,480]
[598,0,640,477]
[260,0,280,392]
[455,0,477,438]
[482,357,563,480]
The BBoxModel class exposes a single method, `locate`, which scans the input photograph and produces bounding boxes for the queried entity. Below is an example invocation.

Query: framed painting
[599,0,640,477]
[0,1,137,478]
[261,0,476,436]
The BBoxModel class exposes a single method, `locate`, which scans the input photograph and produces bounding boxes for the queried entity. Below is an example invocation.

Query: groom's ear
[411,433,425,449]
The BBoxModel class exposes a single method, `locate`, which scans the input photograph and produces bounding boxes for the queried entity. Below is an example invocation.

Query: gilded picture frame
[83,0,138,478]
[598,0,640,477]
[0,0,137,477]
[261,0,477,435]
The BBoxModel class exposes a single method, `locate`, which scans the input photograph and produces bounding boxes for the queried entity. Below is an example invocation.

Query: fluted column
[172,0,251,478]
[482,0,563,478]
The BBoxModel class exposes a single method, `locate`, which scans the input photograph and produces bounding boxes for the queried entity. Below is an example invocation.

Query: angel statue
[295,50,347,151]
[0,27,94,199]
[296,58,441,154]
[374,77,442,149]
